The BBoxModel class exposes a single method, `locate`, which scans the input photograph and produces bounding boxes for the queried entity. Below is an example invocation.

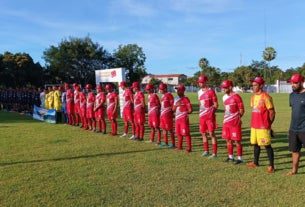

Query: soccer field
[0,93,304,206]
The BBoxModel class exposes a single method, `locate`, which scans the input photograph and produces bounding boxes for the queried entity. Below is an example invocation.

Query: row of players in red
[63,75,244,161]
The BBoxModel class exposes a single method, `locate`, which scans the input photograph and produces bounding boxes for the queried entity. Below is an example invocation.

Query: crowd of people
[0,87,40,113]
[1,73,305,175]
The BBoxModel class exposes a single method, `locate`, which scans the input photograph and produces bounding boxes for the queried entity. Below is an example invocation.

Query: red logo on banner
[111,70,117,78]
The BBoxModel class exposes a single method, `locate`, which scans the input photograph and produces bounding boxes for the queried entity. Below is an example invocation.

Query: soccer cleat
[234,159,244,165]
[286,171,297,176]
[201,151,210,157]
[159,142,169,147]
[247,162,258,168]
[224,158,235,163]
[129,135,136,140]
[267,166,275,173]
[120,133,127,138]
[208,154,217,159]
[136,138,144,141]
[167,144,175,149]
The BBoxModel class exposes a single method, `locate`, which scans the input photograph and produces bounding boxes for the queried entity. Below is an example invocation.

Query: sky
[0,0,305,76]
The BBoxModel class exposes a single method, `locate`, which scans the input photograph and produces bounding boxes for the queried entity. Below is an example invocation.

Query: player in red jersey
[159,83,175,147]
[86,84,96,131]
[94,84,106,134]
[65,83,75,125]
[119,81,135,139]
[197,75,218,158]
[73,83,81,126]
[221,80,245,164]
[132,82,145,141]
[79,87,87,129]
[173,84,193,153]
[106,84,118,136]
[145,84,161,143]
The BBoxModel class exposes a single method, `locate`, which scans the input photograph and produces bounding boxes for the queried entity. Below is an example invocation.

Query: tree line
[0,37,304,89]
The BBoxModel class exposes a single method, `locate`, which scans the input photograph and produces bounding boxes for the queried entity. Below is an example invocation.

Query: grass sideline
[1,92,304,206]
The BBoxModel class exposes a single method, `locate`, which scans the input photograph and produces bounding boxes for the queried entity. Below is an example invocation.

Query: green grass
[0,93,303,206]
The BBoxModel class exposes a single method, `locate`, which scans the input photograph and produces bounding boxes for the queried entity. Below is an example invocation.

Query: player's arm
[113,94,118,115]
[141,93,145,108]
[212,90,218,109]
[268,108,275,124]
[187,98,193,114]
[236,95,245,117]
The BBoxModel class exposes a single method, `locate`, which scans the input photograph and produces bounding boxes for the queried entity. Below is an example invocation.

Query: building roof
[145,74,186,78]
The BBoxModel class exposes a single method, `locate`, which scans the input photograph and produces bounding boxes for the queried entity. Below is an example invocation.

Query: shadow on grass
[0,148,166,167]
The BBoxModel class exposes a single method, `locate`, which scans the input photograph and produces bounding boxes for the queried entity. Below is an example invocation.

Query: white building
[142,74,187,91]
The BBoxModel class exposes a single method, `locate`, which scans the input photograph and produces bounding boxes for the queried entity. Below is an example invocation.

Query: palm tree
[262,47,277,83]
[198,57,209,71]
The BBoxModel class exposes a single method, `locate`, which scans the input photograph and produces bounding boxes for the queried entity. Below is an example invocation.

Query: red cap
[290,73,304,83]
[175,84,186,93]
[105,84,113,91]
[132,82,140,89]
[220,80,233,89]
[251,77,265,85]
[119,81,127,88]
[159,83,167,90]
[197,75,208,84]
[85,84,92,90]
[64,83,69,89]
[145,84,154,91]
[96,85,102,90]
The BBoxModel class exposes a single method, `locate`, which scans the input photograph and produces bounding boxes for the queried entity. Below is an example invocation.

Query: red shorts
[148,114,160,128]
[107,110,117,120]
[66,104,74,115]
[222,124,242,141]
[199,116,217,133]
[123,109,133,122]
[134,112,145,124]
[95,108,104,120]
[80,109,86,117]
[160,116,173,131]
[175,118,190,136]
[86,107,95,119]
[74,104,80,114]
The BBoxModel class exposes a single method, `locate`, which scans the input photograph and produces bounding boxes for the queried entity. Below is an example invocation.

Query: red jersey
[95,92,106,111]
[66,89,74,105]
[250,92,274,129]
[122,88,133,112]
[174,96,192,121]
[74,90,80,106]
[198,88,218,119]
[86,92,95,109]
[107,92,118,113]
[134,91,145,113]
[79,92,86,116]
[223,93,244,126]
[160,92,174,118]
[148,93,160,116]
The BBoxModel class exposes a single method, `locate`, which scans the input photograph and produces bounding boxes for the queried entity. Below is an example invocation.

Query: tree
[149,77,162,89]
[112,44,147,83]
[198,57,221,87]
[262,47,277,83]
[198,57,209,70]
[232,66,258,89]
[0,52,44,88]
[43,36,111,86]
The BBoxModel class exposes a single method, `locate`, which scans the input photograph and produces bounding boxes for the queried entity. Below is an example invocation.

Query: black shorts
[289,130,305,152]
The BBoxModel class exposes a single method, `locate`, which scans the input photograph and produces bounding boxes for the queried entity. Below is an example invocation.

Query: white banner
[95,68,126,83]
[95,68,126,118]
